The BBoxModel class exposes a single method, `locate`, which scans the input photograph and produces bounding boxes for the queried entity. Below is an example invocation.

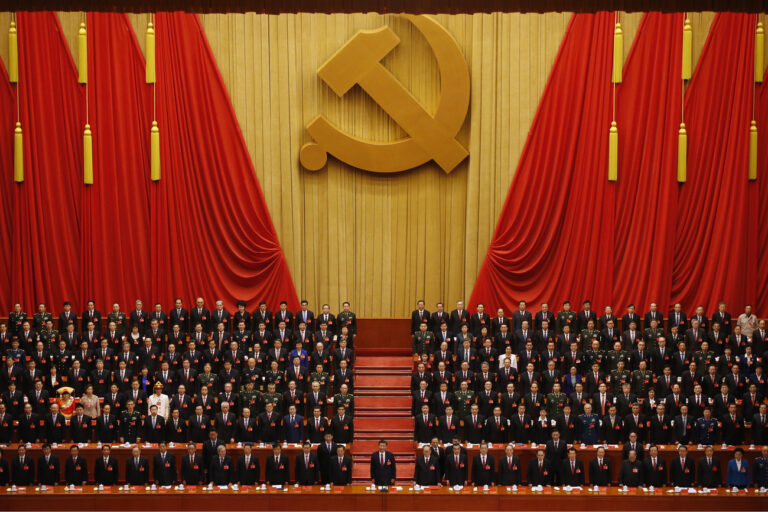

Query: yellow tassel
[682,16,692,80]
[608,121,618,181]
[757,22,764,83]
[14,122,23,183]
[612,22,623,83]
[84,124,93,185]
[146,21,155,84]
[749,120,757,180]
[78,21,87,84]
[151,121,160,181]
[677,123,687,183]
[8,20,18,83]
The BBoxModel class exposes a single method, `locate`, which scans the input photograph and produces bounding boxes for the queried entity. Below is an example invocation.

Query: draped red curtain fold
[152,12,299,310]
[670,12,758,313]
[470,12,615,312]
[12,12,84,311]
[755,64,768,311]
[0,63,15,314]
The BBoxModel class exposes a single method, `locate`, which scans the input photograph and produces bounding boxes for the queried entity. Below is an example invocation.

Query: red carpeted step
[356,409,411,418]
[355,395,411,409]
[356,388,411,397]
[356,374,410,388]
[355,356,413,369]
[355,416,413,431]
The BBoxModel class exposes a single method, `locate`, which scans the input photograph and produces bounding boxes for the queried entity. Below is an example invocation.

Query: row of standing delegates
[0,297,357,341]
[411,440,768,489]
[0,437,357,487]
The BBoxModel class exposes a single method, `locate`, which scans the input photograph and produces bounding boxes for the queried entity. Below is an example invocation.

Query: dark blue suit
[283,414,304,443]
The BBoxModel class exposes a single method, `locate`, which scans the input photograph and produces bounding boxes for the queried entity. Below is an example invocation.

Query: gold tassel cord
[612,20,623,84]
[14,122,23,183]
[146,20,156,84]
[84,124,93,185]
[677,123,687,183]
[78,21,87,84]
[8,19,18,83]
[749,120,757,181]
[151,121,160,181]
[682,16,692,80]
[757,22,764,83]
[608,121,618,181]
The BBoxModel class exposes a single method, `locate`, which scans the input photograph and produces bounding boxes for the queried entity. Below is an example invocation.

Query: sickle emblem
[300,14,470,174]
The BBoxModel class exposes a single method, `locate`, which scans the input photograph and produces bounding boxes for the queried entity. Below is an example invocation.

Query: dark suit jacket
[370,451,396,486]
[444,451,468,486]
[153,452,176,485]
[11,455,35,485]
[414,455,441,486]
[264,453,290,484]
[208,455,234,485]
[294,452,320,485]
[497,455,522,485]
[526,458,553,486]
[641,456,667,487]
[125,456,150,485]
[64,455,88,485]
[669,456,696,487]
[618,459,644,486]
[329,455,353,485]
[697,456,722,487]
[180,453,204,484]
[36,454,60,485]
[236,454,260,485]
[560,459,585,486]
[472,454,496,485]
[94,455,119,485]
[588,457,612,486]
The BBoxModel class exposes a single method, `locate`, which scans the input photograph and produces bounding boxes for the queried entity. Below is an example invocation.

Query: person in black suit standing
[209,445,234,485]
[153,441,177,486]
[526,449,553,486]
[696,445,722,488]
[642,445,667,487]
[414,445,441,487]
[445,443,468,486]
[669,445,696,487]
[36,443,60,486]
[330,405,354,444]
[317,432,337,485]
[94,444,119,485]
[125,446,150,486]
[295,441,319,485]
[265,443,290,485]
[65,444,88,486]
[180,443,204,485]
[471,442,496,486]
[11,445,35,486]
[236,443,261,485]
[618,449,643,487]
[588,446,612,486]
[370,440,397,487]
[329,444,354,486]
[497,443,521,485]
[560,448,584,486]
[411,301,431,334]
[450,301,470,335]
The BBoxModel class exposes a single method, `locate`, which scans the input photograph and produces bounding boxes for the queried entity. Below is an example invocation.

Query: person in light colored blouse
[79,384,100,417]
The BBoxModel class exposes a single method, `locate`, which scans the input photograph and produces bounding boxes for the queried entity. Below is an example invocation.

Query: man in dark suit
[295,442,319,485]
[125,446,150,485]
[11,445,35,485]
[180,443,204,485]
[497,443,521,485]
[64,445,88,486]
[209,445,234,485]
[169,299,189,334]
[329,444,353,486]
[153,441,177,486]
[317,433,337,484]
[94,444,119,485]
[470,304,491,338]
[711,303,732,336]
[588,447,612,486]
[669,445,696,487]
[450,301,470,335]
[673,404,695,444]
[190,298,211,334]
[471,442,495,486]
[236,443,260,485]
[668,303,687,334]
[753,403,768,446]
[259,403,282,443]
[545,431,567,483]
[414,444,441,487]
[618,449,644,487]
[265,443,290,485]
[330,406,354,444]
[370,440,397,487]
[578,301,597,332]
[720,403,745,446]
[411,301,431,334]
[643,303,663,330]
[526,449,552,486]
[283,405,304,444]
[697,445,722,488]
[560,448,585,486]
[36,443,60,486]
[642,445,667,487]
[444,443,468,486]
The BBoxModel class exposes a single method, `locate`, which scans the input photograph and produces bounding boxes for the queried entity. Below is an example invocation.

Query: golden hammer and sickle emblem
[300,14,470,174]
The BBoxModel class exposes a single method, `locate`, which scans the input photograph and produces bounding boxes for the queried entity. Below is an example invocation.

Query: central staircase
[351,350,415,483]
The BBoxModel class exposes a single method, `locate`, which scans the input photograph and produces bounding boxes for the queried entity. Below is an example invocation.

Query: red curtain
[12,12,84,311]
[756,59,768,311]
[152,12,299,310]
[0,61,15,314]
[82,12,153,311]
[670,13,758,313]
[612,12,682,313]
[470,12,615,312]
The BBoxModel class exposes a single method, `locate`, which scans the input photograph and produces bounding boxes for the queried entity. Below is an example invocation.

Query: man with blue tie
[370,440,397,487]
[209,445,234,485]
[283,405,304,443]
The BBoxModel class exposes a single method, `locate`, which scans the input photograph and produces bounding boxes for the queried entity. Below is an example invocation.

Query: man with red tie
[497,443,521,485]
[370,440,397,487]
[526,448,552,486]
[560,447,584,486]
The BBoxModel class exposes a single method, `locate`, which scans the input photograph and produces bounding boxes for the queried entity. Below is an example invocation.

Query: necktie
[456,455,460,467]
[571,461,575,473]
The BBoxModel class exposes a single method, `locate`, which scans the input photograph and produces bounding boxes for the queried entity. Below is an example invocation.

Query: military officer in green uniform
[693,341,715,378]
[631,360,653,397]
[454,380,475,419]
[412,322,435,356]
[580,319,601,351]
[337,302,357,334]
[197,363,218,394]
[605,342,629,372]
[240,380,262,415]
[557,302,577,334]
[545,381,567,418]
[310,365,330,396]
[40,319,60,353]
[108,303,128,338]
[584,340,605,372]
[333,383,354,416]
[8,303,28,338]
[120,398,143,444]
[643,319,664,352]
[262,382,282,411]
[33,304,53,334]
[608,359,631,395]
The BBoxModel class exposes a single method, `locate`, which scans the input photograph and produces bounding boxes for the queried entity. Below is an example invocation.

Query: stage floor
[2,485,766,511]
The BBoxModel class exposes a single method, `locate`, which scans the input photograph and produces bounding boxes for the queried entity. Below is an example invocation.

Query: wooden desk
[0,485,766,511]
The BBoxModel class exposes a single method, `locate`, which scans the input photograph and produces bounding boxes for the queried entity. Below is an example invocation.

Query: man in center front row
[370,439,397,487]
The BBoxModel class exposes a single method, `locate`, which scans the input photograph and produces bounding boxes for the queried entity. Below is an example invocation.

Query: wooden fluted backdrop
[1,11,753,317]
